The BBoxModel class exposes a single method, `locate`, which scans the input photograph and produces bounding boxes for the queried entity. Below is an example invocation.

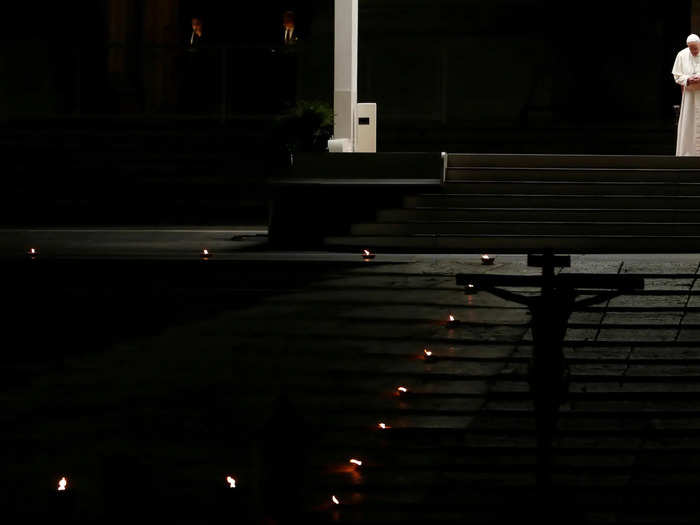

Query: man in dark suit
[281,11,300,46]
[278,10,301,107]
[189,16,205,49]
[181,16,209,112]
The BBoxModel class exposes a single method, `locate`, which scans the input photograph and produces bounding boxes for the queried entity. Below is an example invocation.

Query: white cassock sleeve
[674,51,690,86]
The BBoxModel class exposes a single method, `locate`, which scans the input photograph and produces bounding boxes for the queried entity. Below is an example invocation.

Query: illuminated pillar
[331,0,358,152]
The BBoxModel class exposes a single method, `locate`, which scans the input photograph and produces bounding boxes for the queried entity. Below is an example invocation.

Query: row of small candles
[48,339,456,511]
[202,250,492,265]
[51,462,369,507]
[25,246,496,266]
[332,311,464,506]
[52,466,366,510]
[36,247,479,513]
[54,474,237,491]
[50,452,372,505]
[363,250,495,265]
[47,304,463,510]
[364,241,471,500]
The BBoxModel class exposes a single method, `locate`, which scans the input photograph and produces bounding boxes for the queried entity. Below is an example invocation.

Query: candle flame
[226,476,236,488]
[363,250,370,256]
[378,422,390,430]
[424,348,433,357]
[448,314,456,322]
[397,386,408,394]
[202,249,209,256]
[332,495,340,505]
[349,458,362,467]
[57,477,67,491]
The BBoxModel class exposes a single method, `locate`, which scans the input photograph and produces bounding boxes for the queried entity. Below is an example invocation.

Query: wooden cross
[457,251,644,489]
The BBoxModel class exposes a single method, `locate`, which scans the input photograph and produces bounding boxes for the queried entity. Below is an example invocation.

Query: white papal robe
[673,48,700,156]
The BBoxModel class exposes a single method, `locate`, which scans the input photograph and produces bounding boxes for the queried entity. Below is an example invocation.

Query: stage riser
[325,235,700,253]
[323,153,700,253]
[351,222,700,237]
[446,169,700,183]
[441,182,700,196]
[411,195,700,210]
[448,154,700,170]
[377,209,700,223]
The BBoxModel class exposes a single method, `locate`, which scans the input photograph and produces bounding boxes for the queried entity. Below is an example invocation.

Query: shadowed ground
[4,229,700,523]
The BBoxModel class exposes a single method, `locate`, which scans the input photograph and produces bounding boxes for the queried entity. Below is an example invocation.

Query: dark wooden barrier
[268,152,443,247]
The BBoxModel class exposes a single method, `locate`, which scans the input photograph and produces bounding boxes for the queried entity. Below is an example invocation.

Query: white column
[330,0,358,152]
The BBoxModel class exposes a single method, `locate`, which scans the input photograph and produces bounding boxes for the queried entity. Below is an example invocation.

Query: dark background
[0,0,694,227]
[0,0,692,148]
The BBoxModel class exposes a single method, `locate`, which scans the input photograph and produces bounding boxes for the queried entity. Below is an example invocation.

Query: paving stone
[602,312,683,326]
[631,347,700,360]
[609,294,688,308]
[570,311,606,324]
[561,258,624,274]
[680,312,700,325]
[565,347,632,360]
[570,364,629,376]
[625,364,700,377]
[597,327,677,343]
[522,327,600,343]
[621,261,698,275]
[684,295,700,308]
[564,328,600,342]
[675,328,700,343]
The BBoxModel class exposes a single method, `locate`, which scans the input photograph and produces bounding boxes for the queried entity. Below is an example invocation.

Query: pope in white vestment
[673,34,700,156]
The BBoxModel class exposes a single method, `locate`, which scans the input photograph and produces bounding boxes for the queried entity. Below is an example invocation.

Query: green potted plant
[276,101,334,154]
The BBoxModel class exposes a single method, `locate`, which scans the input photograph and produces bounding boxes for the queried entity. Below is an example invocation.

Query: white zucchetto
[688,34,700,44]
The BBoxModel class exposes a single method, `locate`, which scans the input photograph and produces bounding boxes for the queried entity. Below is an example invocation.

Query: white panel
[356,103,377,153]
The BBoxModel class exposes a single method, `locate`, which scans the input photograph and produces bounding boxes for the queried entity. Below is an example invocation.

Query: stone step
[441,181,700,196]
[326,153,700,255]
[447,153,700,170]
[411,194,700,209]
[377,208,697,223]
[446,167,700,182]
[351,222,700,237]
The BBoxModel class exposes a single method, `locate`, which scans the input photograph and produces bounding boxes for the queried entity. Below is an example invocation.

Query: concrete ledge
[271,178,441,186]
[448,153,700,170]
[268,152,442,247]
[270,152,443,184]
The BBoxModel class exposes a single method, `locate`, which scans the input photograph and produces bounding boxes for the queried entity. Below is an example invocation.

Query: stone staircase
[325,154,700,253]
